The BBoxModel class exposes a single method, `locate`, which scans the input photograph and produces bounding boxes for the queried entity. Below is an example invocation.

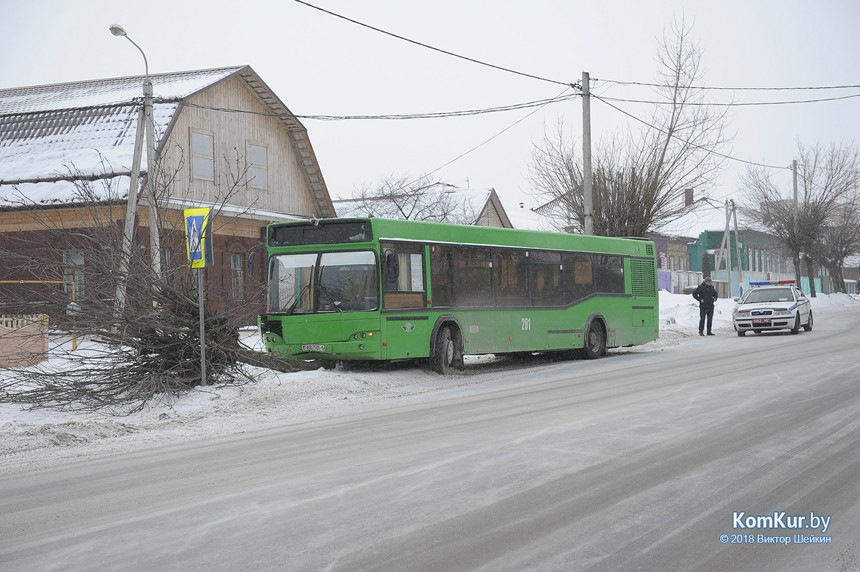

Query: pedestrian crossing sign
[184,208,213,269]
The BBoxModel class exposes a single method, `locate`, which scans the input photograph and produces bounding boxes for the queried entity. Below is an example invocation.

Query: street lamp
[110,24,161,315]
[109,25,149,76]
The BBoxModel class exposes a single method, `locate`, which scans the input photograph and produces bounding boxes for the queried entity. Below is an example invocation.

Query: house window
[248,143,268,191]
[191,130,214,181]
[63,250,85,299]
[230,254,244,299]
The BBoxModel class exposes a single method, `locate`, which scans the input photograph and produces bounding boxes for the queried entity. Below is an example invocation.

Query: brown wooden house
[0,66,335,326]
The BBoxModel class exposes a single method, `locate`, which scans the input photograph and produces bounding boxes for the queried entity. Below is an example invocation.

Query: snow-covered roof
[0,67,243,208]
[333,185,513,227]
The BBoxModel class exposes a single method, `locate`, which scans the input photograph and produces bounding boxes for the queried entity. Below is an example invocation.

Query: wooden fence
[0,314,49,367]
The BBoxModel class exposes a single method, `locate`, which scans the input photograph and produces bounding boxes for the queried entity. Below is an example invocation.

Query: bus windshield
[268,251,379,314]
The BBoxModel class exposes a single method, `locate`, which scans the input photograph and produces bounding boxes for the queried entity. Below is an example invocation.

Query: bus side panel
[455,308,580,355]
[381,314,432,360]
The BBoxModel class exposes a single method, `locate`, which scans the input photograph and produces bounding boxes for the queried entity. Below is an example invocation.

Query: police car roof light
[749,279,796,286]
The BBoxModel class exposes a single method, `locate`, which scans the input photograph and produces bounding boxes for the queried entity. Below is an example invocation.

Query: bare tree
[742,142,860,295]
[529,18,729,237]
[337,175,482,225]
[814,200,860,293]
[0,150,301,414]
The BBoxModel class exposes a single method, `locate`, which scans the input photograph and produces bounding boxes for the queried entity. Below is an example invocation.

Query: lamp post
[110,24,161,316]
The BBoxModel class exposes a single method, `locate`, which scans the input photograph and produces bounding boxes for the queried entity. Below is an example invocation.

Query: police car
[732,280,813,337]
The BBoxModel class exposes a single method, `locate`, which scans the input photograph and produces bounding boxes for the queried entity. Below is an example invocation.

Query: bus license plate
[751,319,771,326]
[302,344,326,352]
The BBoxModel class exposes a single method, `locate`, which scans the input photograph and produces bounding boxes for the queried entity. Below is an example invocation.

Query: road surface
[2,305,859,571]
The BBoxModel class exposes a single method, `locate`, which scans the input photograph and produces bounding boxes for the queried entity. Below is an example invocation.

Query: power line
[293,0,574,88]
[591,93,791,172]
[408,87,577,185]
[179,94,576,121]
[594,94,860,176]
[295,94,577,120]
[598,78,860,91]
[178,83,857,124]
[598,92,860,107]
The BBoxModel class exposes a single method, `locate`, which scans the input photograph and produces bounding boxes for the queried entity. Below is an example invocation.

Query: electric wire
[598,79,860,91]
[294,0,574,88]
[598,92,860,107]
[178,94,576,121]
[406,87,577,186]
[591,93,791,171]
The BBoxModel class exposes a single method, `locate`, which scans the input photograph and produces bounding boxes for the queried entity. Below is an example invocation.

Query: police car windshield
[744,288,793,304]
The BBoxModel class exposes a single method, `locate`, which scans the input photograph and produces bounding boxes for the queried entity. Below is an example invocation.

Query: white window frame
[230,253,245,300]
[247,142,268,191]
[63,250,85,299]
[191,129,215,181]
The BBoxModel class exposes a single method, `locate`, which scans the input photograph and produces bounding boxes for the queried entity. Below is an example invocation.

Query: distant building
[333,185,513,228]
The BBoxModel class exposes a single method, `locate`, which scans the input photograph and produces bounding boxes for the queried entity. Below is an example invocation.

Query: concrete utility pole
[715,200,733,296]
[581,71,594,236]
[113,100,146,315]
[110,24,161,316]
[143,76,161,281]
[731,200,744,296]
[792,159,799,236]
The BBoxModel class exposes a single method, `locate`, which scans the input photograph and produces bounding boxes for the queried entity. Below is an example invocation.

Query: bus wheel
[431,326,458,374]
[583,321,606,359]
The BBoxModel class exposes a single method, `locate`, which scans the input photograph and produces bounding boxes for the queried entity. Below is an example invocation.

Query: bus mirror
[384,252,399,290]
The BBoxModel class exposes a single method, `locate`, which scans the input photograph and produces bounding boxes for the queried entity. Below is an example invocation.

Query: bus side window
[454,247,493,307]
[529,251,562,307]
[430,245,453,307]
[494,249,528,307]
[595,255,625,293]
[382,243,426,309]
[564,253,595,303]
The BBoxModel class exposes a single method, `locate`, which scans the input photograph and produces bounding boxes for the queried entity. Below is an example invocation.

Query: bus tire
[582,320,606,359]
[430,326,460,374]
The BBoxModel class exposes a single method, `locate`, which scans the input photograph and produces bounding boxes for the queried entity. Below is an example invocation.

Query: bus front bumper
[262,334,382,361]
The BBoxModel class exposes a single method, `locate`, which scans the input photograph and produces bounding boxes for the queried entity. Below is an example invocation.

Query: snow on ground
[2,291,859,472]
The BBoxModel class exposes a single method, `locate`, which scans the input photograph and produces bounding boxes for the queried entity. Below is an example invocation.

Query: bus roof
[267,217,655,257]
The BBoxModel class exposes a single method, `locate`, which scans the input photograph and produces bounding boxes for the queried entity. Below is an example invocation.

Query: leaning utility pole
[581,71,594,236]
[143,76,162,283]
[110,24,162,319]
[114,101,146,315]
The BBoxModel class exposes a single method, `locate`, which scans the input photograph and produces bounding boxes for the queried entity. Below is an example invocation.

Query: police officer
[692,276,718,336]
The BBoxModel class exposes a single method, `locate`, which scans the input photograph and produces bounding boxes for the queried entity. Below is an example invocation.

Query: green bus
[258,218,659,373]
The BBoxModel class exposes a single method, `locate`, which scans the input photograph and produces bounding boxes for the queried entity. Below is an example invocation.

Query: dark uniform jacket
[692,283,718,307]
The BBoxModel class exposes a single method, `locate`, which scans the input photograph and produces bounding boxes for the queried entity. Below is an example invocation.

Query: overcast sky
[2,0,858,231]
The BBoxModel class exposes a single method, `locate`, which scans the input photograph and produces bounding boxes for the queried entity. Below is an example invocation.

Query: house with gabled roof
[0,65,334,325]
[333,184,514,228]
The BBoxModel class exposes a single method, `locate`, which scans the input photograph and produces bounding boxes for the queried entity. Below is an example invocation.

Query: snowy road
[2,304,860,571]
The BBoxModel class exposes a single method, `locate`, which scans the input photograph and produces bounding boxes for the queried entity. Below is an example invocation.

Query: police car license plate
[301,344,326,352]
[751,319,771,326]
